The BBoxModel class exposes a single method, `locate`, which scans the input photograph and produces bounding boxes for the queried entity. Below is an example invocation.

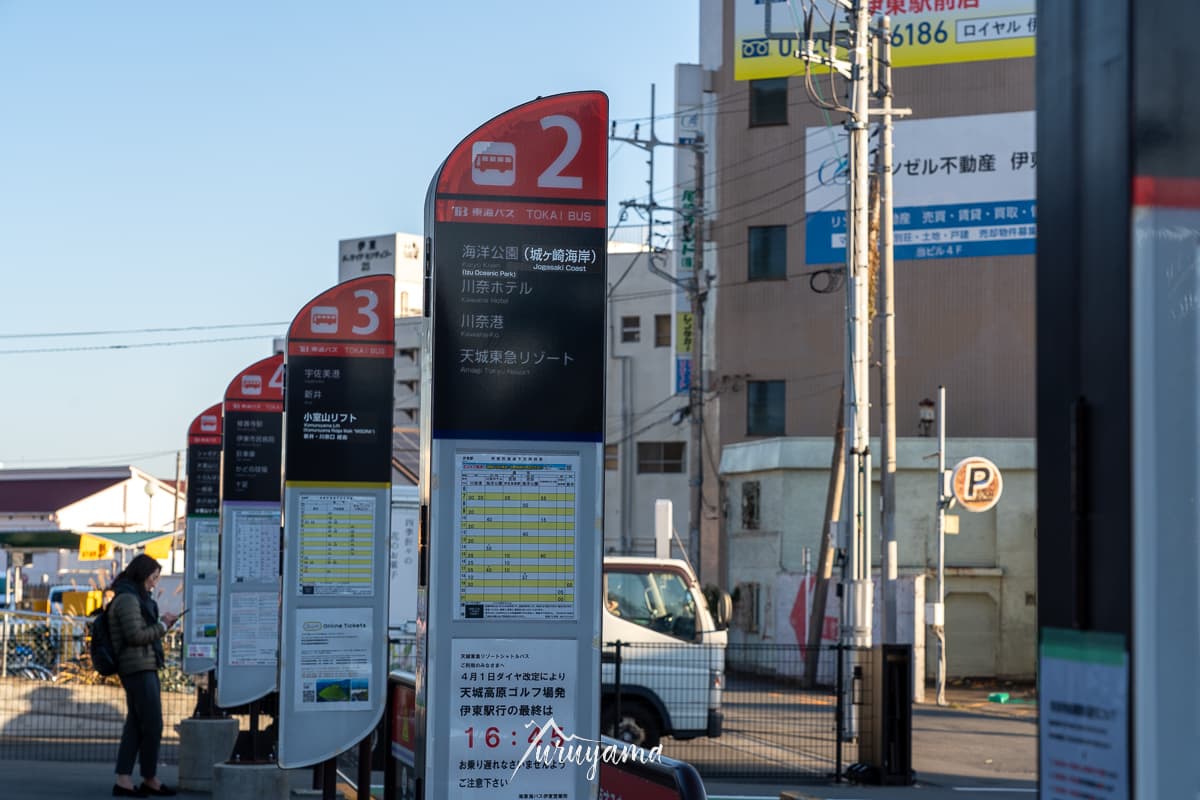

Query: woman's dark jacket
[108,577,166,675]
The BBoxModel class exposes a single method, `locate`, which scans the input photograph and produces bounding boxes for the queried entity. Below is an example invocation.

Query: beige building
[692,0,1038,678]
[720,437,1036,680]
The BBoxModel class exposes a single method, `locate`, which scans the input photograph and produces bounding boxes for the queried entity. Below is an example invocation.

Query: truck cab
[601,556,729,748]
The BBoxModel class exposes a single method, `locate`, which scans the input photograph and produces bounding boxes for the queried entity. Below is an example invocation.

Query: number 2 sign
[437,91,607,204]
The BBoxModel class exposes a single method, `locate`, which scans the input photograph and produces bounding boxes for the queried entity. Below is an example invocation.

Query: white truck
[385,529,729,751]
[601,556,730,748]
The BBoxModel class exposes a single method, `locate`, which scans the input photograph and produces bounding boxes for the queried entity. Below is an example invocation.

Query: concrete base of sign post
[212,761,289,800]
[176,717,239,791]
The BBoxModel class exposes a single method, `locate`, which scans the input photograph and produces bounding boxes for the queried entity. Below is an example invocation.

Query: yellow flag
[144,536,172,560]
[78,535,113,561]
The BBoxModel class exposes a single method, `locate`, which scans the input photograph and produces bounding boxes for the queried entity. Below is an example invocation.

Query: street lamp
[143,479,155,532]
[918,398,936,437]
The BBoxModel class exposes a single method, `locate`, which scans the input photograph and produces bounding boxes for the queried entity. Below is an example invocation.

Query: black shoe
[138,783,176,797]
[112,786,147,797]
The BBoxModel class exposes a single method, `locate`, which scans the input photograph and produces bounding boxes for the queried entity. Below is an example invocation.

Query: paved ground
[705,686,1037,800]
[19,687,1036,799]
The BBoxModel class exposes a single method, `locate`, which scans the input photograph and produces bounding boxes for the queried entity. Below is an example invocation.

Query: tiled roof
[0,477,125,514]
[392,427,420,486]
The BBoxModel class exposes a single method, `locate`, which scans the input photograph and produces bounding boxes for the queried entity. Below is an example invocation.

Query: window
[747,380,785,436]
[742,481,761,530]
[604,569,698,641]
[748,225,787,280]
[749,78,788,127]
[654,314,671,347]
[621,315,640,342]
[604,444,618,471]
[637,441,685,473]
[734,582,762,633]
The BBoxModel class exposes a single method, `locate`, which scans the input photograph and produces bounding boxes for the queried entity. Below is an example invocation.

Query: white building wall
[604,247,690,557]
[720,436,1036,681]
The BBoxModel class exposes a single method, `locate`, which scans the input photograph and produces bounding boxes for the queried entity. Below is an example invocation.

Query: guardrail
[383,670,707,800]
[0,609,195,763]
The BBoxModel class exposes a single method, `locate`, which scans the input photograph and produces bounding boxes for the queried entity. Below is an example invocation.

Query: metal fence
[0,610,195,763]
[607,641,875,782]
[2,619,882,784]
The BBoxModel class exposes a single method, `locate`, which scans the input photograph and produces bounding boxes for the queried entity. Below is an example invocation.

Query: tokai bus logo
[199,415,218,432]
[241,374,262,396]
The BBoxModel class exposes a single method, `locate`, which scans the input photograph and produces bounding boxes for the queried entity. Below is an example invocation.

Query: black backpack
[90,606,119,676]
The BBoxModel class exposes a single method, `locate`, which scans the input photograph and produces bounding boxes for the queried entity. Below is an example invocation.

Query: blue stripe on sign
[806,199,1037,264]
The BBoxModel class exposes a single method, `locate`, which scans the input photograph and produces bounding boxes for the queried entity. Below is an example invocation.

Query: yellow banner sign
[144,535,173,560]
[676,312,694,355]
[78,534,113,561]
[734,0,1035,81]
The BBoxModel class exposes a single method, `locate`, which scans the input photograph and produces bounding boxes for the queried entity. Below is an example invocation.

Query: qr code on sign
[303,690,315,702]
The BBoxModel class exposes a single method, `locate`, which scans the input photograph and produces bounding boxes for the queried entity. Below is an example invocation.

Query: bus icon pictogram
[471,141,516,186]
[310,306,339,334]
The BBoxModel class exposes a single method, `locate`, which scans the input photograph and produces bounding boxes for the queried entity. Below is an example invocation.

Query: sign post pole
[277,274,395,768]
[182,403,223,709]
[215,354,285,726]
[418,91,608,799]
[935,385,947,707]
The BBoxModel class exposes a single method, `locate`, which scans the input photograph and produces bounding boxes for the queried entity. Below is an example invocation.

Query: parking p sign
[951,457,1003,512]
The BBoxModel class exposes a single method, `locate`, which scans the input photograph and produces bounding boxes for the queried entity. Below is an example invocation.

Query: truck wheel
[603,700,661,750]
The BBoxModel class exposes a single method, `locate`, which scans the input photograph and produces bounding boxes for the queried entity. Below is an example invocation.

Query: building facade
[693,0,1038,678]
[603,244,692,557]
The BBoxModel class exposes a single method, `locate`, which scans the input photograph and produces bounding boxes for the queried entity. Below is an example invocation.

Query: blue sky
[0,1,698,478]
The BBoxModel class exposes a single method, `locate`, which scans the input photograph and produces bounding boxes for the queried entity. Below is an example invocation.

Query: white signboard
[228,591,279,667]
[297,493,376,596]
[449,638,577,797]
[295,607,374,710]
[1039,629,1128,799]
[230,507,281,582]
[193,518,219,578]
[188,585,219,659]
[390,499,419,632]
[453,453,578,622]
[806,110,1036,262]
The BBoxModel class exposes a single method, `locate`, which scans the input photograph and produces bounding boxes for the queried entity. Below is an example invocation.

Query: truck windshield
[605,570,697,641]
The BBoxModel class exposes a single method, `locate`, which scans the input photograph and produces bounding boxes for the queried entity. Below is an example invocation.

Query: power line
[0,334,275,355]
[0,449,180,468]
[0,321,289,340]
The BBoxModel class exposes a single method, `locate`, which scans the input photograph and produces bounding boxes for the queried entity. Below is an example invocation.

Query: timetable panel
[454,452,578,621]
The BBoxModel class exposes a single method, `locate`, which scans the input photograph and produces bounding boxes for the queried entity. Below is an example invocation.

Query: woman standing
[109,554,178,797]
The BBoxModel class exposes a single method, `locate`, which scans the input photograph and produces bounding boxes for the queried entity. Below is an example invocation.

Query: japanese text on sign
[450,639,577,797]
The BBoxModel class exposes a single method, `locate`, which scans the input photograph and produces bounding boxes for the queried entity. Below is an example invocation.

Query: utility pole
[689,144,706,571]
[877,15,901,645]
[802,6,911,657]
[800,0,873,653]
[804,386,845,687]
[845,0,874,653]
[935,385,948,706]
[610,85,708,568]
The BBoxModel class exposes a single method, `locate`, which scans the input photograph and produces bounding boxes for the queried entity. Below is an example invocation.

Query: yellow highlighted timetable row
[458,561,573,571]
[461,579,576,588]
[461,492,575,502]
[460,506,574,516]
[459,593,574,603]
[461,521,575,530]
